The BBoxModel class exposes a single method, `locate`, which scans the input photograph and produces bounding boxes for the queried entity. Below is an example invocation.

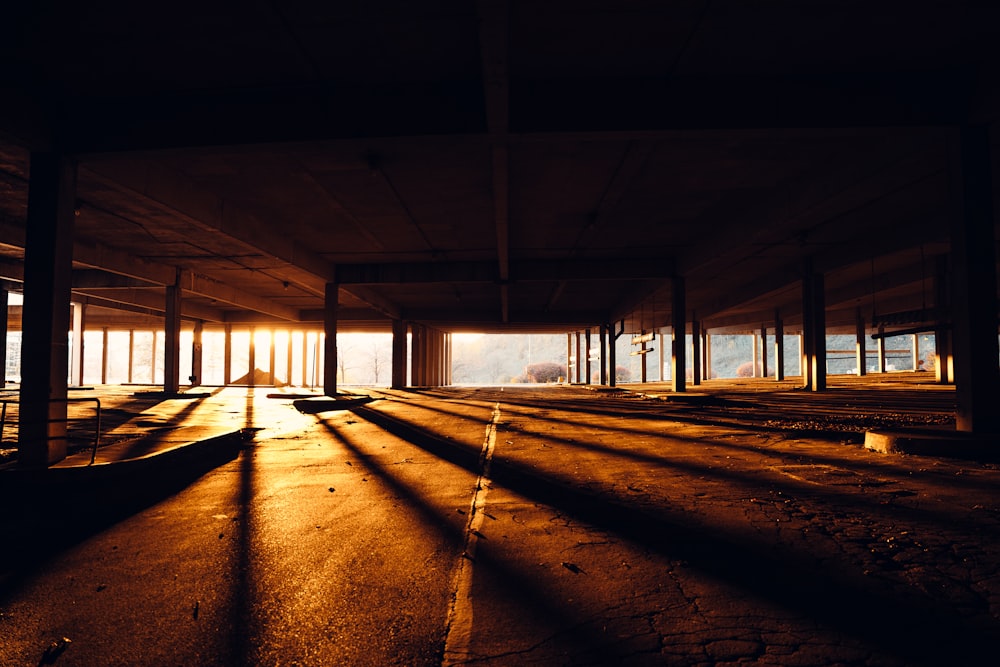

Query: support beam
[855,308,868,376]
[702,330,711,382]
[933,255,953,384]
[411,325,424,387]
[599,326,607,385]
[609,322,621,388]
[877,325,887,373]
[950,125,1000,432]
[565,333,572,384]
[71,303,84,386]
[18,153,75,466]
[163,272,182,394]
[774,311,785,381]
[691,319,701,386]
[323,282,338,397]
[801,263,827,391]
[574,332,582,383]
[286,331,293,386]
[224,324,232,385]
[0,286,7,388]
[191,320,203,387]
[391,319,407,389]
[268,330,276,385]
[759,323,768,378]
[671,277,686,393]
[659,330,666,382]
[101,327,108,384]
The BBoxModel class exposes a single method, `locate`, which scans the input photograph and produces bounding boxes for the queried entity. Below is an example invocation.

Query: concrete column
[248,326,257,387]
[300,332,308,387]
[801,264,827,391]
[314,334,322,388]
[268,330,276,385]
[575,331,582,383]
[691,319,701,386]
[18,152,76,467]
[585,328,592,384]
[429,328,438,386]
[324,282,338,396]
[640,337,648,383]
[300,330,309,387]
[391,319,407,389]
[609,324,618,388]
[933,255,953,384]
[163,274,182,394]
[444,331,451,385]
[191,320,203,387]
[151,330,158,383]
[671,276,686,393]
[71,302,84,386]
[599,326,608,385]
[224,324,233,385]
[435,328,444,385]
[950,125,1000,432]
[658,331,666,381]
[855,308,867,376]
[101,327,108,384]
[877,326,887,373]
[286,330,293,386]
[703,330,711,381]
[760,324,768,378]
[410,324,423,386]
[0,286,7,388]
[751,333,759,378]
[565,333,572,383]
[772,322,784,381]
[128,330,134,383]
[912,334,920,372]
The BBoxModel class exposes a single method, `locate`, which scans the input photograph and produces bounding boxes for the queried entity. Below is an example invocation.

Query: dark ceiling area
[1,1,998,335]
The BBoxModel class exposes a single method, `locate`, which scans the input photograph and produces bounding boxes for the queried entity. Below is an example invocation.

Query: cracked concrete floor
[1,380,998,666]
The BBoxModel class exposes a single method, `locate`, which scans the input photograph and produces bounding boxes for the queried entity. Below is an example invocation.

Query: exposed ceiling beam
[72,290,224,321]
[335,258,677,284]
[404,308,608,329]
[80,162,336,289]
[181,272,299,321]
[1,180,302,321]
[72,269,157,288]
[58,80,488,154]
[478,0,510,323]
[76,238,299,320]
[339,285,402,321]
[513,71,974,134]
[73,238,179,285]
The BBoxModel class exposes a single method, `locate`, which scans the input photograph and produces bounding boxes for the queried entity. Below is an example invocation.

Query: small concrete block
[865,429,999,461]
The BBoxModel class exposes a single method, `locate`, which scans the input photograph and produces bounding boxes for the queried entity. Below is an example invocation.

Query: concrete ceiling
[1,1,998,335]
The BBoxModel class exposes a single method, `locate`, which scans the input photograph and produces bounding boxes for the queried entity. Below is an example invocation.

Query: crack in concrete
[442,401,501,666]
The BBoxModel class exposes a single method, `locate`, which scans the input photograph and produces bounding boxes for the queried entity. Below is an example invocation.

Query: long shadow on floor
[348,401,1000,666]
[0,434,244,598]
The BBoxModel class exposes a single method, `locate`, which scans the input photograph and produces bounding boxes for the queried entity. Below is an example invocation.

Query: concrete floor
[1,376,998,666]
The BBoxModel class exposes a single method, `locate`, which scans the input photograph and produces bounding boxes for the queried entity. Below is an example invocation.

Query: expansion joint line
[443,401,501,666]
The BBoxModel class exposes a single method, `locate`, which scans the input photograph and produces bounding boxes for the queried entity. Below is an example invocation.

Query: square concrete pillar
[18,153,76,467]
[950,126,1000,432]
[324,282,339,396]
[671,277,686,393]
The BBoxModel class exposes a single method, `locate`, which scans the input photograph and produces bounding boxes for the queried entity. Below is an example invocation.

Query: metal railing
[1,397,103,465]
